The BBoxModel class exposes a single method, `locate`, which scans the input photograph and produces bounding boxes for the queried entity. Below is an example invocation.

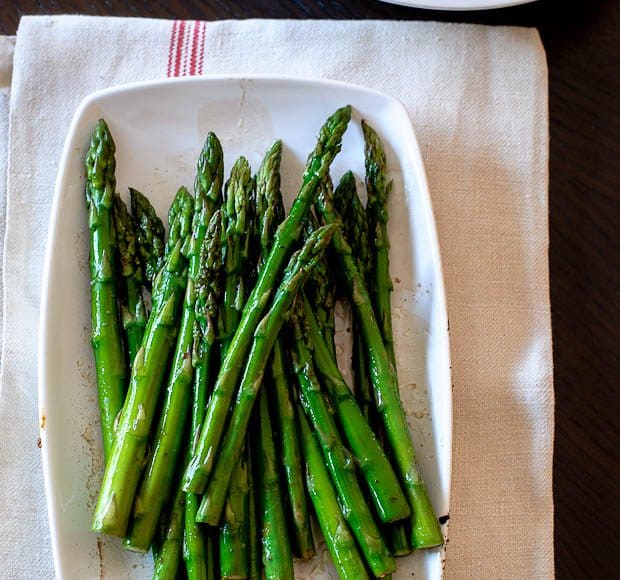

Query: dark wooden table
[2,1,618,577]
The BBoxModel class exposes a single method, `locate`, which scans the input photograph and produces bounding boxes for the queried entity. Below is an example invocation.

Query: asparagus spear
[196,224,337,524]
[91,187,192,537]
[247,176,263,580]
[183,106,351,494]
[194,133,226,235]
[305,212,336,357]
[151,502,168,563]
[184,134,225,580]
[257,140,315,560]
[184,215,225,579]
[300,295,410,523]
[85,119,127,458]
[255,140,284,255]
[269,340,315,559]
[247,451,261,580]
[246,175,261,580]
[363,121,396,365]
[363,125,417,555]
[127,137,225,552]
[219,454,250,579]
[250,139,299,575]
[316,176,443,549]
[252,141,297,574]
[220,156,253,352]
[289,305,395,577]
[112,194,147,367]
[334,172,411,555]
[256,389,294,579]
[219,156,253,580]
[333,172,374,419]
[124,192,198,551]
[153,484,186,580]
[130,187,165,288]
[296,406,369,580]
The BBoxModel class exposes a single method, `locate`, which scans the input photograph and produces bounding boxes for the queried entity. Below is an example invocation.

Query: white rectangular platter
[38,76,452,579]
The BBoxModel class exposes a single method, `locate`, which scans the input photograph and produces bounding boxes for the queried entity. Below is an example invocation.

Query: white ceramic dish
[379,0,536,9]
[38,76,452,579]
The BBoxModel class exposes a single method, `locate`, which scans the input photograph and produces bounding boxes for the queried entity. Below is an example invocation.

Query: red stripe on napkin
[198,21,207,75]
[168,20,207,77]
[167,20,179,77]
[189,22,200,76]
[174,21,186,77]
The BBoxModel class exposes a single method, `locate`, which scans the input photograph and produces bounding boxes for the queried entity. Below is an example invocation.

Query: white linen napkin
[0,15,553,579]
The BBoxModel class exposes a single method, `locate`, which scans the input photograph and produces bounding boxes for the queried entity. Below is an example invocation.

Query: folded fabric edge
[0,35,15,379]
[0,36,15,89]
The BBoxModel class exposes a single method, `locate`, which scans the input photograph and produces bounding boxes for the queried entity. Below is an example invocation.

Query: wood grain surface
[1,1,618,578]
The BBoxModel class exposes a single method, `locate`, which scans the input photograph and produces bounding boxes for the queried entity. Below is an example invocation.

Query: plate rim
[38,73,453,577]
[379,0,537,10]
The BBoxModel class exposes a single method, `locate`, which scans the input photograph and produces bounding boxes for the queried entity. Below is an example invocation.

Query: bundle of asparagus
[85,107,442,580]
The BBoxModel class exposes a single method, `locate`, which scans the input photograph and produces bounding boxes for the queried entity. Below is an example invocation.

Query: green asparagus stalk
[352,332,375,426]
[127,136,224,552]
[219,454,250,579]
[85,119,127,458]
[255,140,284,256]
[151,501,169,562]
[191,213,225,440]
[289,305,395,578]
[91,187,192,537]
[305,212,336,357]
[257,140,315,560]
[362,126,415,555]
[113,194,147,366]
[184,215,225,580]
[251,142,291,577]
[245,176,261,580]
[300,295,410,523]
[247,450,261,580]
[256,389,294,579]
[269,340,315,559]
[130,187,165,288]
[220,156,253,353]
[153,484,187,580]
[316,176,443,549]
[363,121,396,365]
[333,172,369,283]
[194,133,226,238]
[241,188,259,580]
[196,224,337,524]
[333,171,374,420]
[183,106,351,494]
[296,406,369,580]
[334,172,411,555]
[253,140,300,573]
[218,156,253,580]
[124,187,198,552]
[184,134,225,580]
